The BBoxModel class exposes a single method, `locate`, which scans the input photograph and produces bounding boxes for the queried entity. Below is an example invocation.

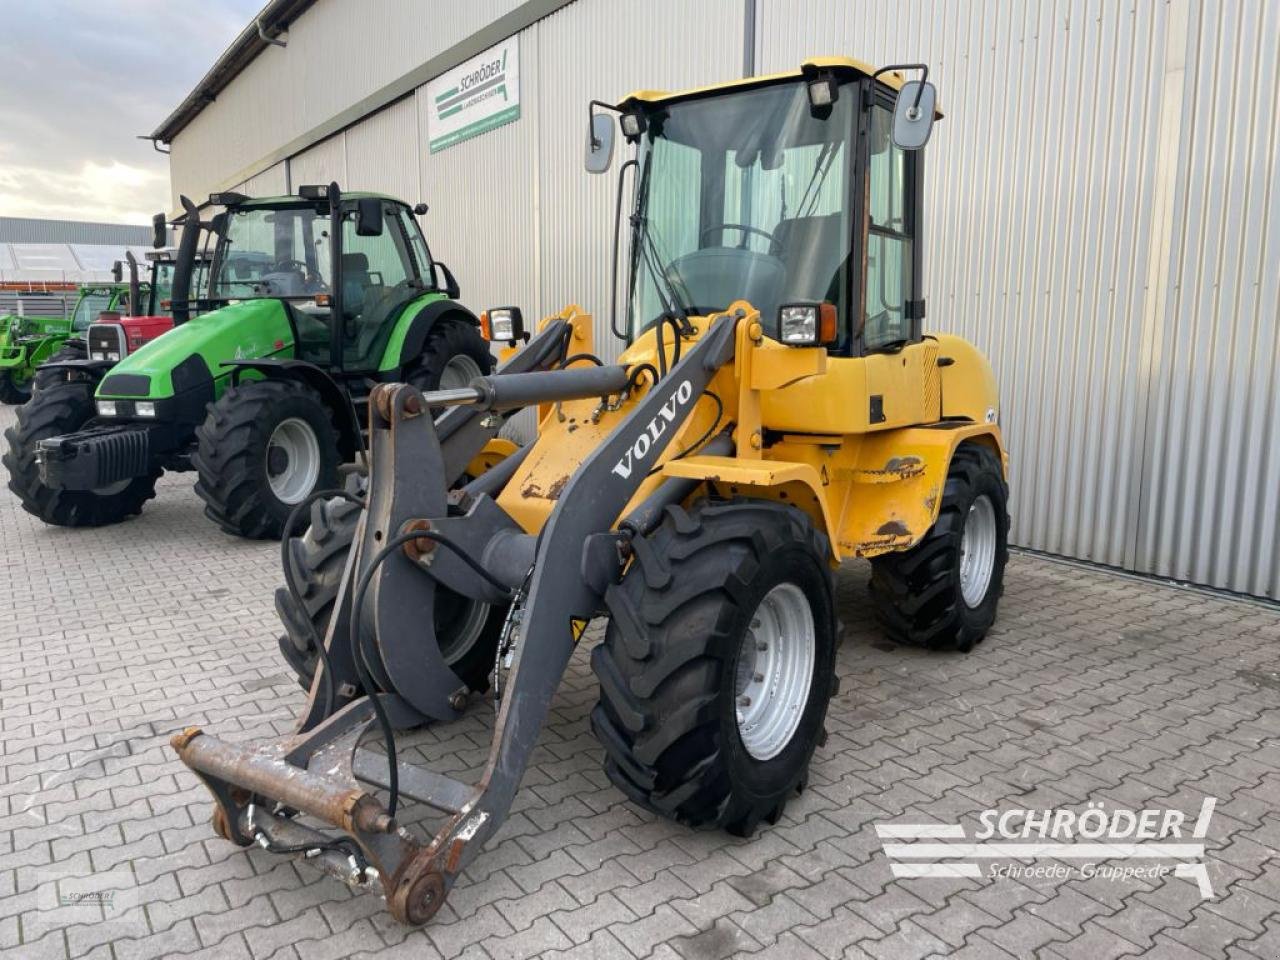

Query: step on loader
[172,58,1010,925]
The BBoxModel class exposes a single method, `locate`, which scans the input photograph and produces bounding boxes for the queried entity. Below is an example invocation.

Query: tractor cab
[86,248,211,364]
[205,187,454,374]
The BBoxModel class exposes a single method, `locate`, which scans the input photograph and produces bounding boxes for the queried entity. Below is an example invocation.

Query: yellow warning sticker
[570,617,589,643]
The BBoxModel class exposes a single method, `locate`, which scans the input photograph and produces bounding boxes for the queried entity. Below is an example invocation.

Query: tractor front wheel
[2,381,158,526]
[593,499,837,836]
[869,443,1009,652]
[193,379,340,540]
[274,495,505,693]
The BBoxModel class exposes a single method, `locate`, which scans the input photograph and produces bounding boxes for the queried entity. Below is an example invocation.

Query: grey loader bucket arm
[172,313,741,924]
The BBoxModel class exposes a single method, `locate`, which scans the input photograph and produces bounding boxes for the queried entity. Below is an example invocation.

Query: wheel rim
[959,495,997,608]
[734,582,816,762]
[434,587,490,665]
[266,417,321,505]
[439,354,484,391]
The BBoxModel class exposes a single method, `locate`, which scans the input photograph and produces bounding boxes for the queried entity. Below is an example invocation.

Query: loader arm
[172,312,741,925]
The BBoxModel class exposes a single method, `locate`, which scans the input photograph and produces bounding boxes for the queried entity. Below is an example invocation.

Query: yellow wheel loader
[172,57,1008,925]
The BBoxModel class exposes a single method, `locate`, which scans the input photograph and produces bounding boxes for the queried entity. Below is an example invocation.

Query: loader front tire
[274,495,505,693]
[194,379,340,540]
[869,443,1009,652]
[2,381,158,526]
[593,499,837,836]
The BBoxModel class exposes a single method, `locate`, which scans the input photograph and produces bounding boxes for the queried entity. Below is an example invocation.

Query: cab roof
[235,191,405,209]
[618,56,943,117]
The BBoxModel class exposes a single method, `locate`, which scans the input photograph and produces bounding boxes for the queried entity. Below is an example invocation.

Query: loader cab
[615,60,931,362]
[206,189,442,373]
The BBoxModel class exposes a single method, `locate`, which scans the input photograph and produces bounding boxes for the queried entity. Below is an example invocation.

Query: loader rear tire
[2,381,158,526]
[274,495,505,693]
[193,379,341,540]
[869,443,1009,652]
[592,499,837,836]
[33,341,87,392]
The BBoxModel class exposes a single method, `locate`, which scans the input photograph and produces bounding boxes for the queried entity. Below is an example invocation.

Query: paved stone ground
[2,402,1279,960]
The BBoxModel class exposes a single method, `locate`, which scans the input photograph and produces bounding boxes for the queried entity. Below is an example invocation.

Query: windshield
[210,204,331,300]
[71,291,115,330]
[627,80,855,346]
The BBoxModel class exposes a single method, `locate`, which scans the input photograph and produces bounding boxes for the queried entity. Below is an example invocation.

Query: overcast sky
[0,0,264,226]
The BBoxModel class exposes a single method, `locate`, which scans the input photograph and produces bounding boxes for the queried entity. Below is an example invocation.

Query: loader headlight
[778,302,837,347]
[96,400,117,417]
[482,307,524,343]
[135,401,156,418]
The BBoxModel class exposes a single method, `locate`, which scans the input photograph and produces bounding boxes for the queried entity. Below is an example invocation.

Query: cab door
[859,97,938,428]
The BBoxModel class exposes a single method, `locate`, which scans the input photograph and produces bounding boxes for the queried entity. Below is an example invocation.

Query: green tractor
[4,184,492,538]
[0,283,134,403]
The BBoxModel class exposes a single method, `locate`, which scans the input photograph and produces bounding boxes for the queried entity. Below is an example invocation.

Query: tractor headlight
[482,307,524,342]
[96,400,117,417]
[90,351,107,361]
[107,351,120,361]
[778,302,837,347]
[135,401,156,418]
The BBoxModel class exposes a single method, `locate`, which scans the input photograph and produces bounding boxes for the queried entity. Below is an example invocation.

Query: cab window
[863,105,915,351]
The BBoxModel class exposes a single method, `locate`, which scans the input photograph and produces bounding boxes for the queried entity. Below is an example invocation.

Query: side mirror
[111,261,123,283]
[433,261,461,299]
[356,197,383,236]
[210,211,229,237]
[151,212,167,248]
[892,81,937,150]
[585,113,615,174]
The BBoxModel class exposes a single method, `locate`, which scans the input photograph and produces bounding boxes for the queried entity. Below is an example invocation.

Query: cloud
[0,0,263,224]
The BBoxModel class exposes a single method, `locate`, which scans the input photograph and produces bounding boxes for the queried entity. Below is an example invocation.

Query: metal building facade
[163,0,1279,599]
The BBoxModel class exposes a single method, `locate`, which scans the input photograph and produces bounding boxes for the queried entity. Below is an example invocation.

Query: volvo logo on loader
[611,379,694,479]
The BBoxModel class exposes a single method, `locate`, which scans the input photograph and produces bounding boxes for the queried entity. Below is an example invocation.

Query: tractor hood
[96,299,293,400]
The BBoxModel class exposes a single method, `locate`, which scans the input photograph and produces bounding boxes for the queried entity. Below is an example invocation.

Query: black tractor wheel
[2,381,158,526]
[869,443,1009,652]
[0,369,32,404]
[592,499,837,836]
[32,341,87,392]
[193,379,341,540]
[404,317,494,396]
[274,495,505,693]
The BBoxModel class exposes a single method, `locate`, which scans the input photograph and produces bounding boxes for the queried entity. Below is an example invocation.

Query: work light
[778,302,837,347]
[806,75,838,109]
[482,307,524,342]
[620,111,647,140]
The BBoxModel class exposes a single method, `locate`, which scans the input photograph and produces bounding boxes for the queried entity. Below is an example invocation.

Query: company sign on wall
[426,37,520,152]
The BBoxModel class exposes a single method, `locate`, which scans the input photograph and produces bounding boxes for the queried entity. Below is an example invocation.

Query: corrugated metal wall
[165,0,1278,598]
[758,0,1278,598]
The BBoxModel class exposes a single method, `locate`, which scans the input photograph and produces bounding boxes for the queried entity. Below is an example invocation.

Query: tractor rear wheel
[193,379,340,540]
[33,341,87,392]
[593,499,837,836]
[274,495,505,693]
[2,381,159,526]
[0,370,32,404]
[404,317,493,398]
[869,443,1009,652]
